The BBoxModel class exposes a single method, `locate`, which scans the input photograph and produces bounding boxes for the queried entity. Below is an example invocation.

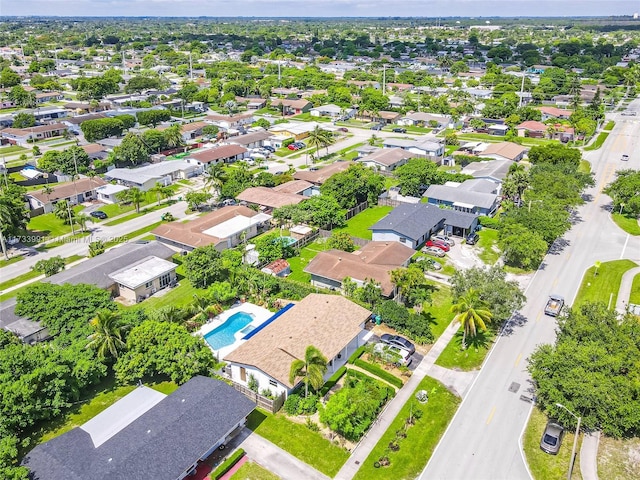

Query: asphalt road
[420,102,640,480]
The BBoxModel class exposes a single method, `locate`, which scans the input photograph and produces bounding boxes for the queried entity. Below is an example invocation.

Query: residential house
[63,113,108,134]
[178,121,209,141]
[293,161,354,185]
[477,142,527,162]
[270,98,312,116]
[26,177,107,215]
[22,376,255,480]
[268,121,323,141]
[397,112,452,128]
[273,179,317,197]
[204,112,254,132]
[81,143,110,160]
[423,180,500,216]
[186,144,248,167]
[227,130,273,149]
[261,259,291,277]
[487,124,509,136]
[224,294,371,397]
[309,104,355,119]
[95,184,129,204]
[370,202,479,248]
[364,110,401,124]
[347,80,381,90]
[357,147,413,172]
[461,159,513,183]
[382,138,445,160]
[515,120,548,138]
[34,91,63,104]
[29,107,68,123]
[235,96,267,110]
[537,106,572,121]
[0,123,68,145]
[304,241,415,297]
[104,160,200,191]
[152,206,272,252]
[108,256,177,303]
[236,186,305,211]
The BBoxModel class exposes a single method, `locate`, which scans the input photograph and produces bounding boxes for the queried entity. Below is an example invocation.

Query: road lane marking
[486,406,496,425]
[620,234,629,259]
[536,312,542,323]
[514,353,522,367]
[552,278,558,288]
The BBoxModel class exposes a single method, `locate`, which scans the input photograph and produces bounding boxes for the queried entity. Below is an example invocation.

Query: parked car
[392,127,407,133]
[621,154,629,161]
[309,166,320,171]
[274,170,285,175]
[287,144,299,150]
[373,342,412,367]
[540,420,564,455]
[90,210,107,220]
[426,240,450,252]
[423,246,446,257]
[466,232,480,245]
[222,199,236,206]
[370,124,383,131]
[432,234,455,246]
[262,145,275,152]
[544,294,564,317]
[380,334,415,354]
[338,127,349,132]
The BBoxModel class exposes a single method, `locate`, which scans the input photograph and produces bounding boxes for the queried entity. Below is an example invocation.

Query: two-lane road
[420,104,640,480]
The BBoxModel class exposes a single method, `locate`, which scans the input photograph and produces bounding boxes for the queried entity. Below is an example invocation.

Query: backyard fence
[232,382,285,413]
[377,197,403,208]
[319,229,370,247]
[344,201,369,221]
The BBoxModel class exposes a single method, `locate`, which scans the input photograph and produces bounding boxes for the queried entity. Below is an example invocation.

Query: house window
[159,272,172,288]
[240,367,246,382]
[399,237,407,243]
[145,281,153,288]
[269,379,278,387]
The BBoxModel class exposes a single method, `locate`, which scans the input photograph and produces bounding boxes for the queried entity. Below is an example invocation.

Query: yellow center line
[536,311,542,323]
[486,406,497,425]
[552,278,558,288]
[514,353,522,367]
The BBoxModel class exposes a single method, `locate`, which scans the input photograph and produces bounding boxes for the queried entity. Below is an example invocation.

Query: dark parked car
[392,127,407,133]
[466,232,480,245]
[338,127,349,132]
[370,124,383,131]
[540,420,564,455]
[90,210,107,220]
[380,334,416,355]
[262,145,275,152]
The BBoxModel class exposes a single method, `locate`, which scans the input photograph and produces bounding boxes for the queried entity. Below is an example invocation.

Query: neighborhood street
[420,101,640,479]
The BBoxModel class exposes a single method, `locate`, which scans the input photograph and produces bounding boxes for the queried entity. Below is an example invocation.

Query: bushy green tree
[604,169,640,216]
[32,256,65,277]
[320,164,385,208]
[183,245,225,288]
[327,231,355,252]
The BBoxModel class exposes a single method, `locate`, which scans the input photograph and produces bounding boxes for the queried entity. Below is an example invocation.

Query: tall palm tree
[163,124,184,149]
[117,187,146,214]
[75,212,90,232]
[289,345,328,398]
[86,310,129,360]
[149,182,172,206]
[205,162,226,197]
[0,201,12,260]
[307,125,328,160]
[450,289,493,350]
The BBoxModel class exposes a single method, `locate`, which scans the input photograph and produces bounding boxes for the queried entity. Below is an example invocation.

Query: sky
[1,1,638,18]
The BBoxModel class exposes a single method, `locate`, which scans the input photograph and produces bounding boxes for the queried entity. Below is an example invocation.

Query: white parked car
[432,234,455,246]
[373,342,413,366]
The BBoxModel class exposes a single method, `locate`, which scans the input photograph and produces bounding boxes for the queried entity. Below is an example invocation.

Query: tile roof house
[269,98,312,115]
[236,186,305,211]
[537,106,572,121]
[370,203,479,248]
[478,142,527,162]
[261,259,291,277]
[304,241,415,296]
[224,294,371,397]
[0,122,68,145]
[515,120,548,137]
[26,177,107,215]
[152,205,271,252]
[293,161,354,185]
[186,145,248,166]
[22,376,255,480]
[356,147,413,172]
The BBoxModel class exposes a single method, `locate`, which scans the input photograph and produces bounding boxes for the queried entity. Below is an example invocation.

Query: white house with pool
[222,294,372,398]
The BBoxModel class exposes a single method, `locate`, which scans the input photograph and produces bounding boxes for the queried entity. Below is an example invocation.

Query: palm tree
[289,345,328,398]
[163,124,184,149]
[205,162,226,197]
[450,289,493,350]
[189,294,222,325]
[75,213,90,232]
[86,310,129,360]
[149,182,172,206]
[0,201,12,260]
[153,305,189,323]
[117,187,146,214]
[41,184,53,202]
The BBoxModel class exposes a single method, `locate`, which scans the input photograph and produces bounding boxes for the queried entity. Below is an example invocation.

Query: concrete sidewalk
[616,266,640,313]
[580,431,601,480]
[334,320,460,480]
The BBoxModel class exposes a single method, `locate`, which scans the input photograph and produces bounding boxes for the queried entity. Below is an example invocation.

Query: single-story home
[363,110,401,124]
[108,256,177,303]
[236,186,305,211]
[104,160,200,191]
[224,294,371,397]
[423,180,500,216]
[235,96,267,109]
[382,138,445,159]
[152,205,272,252]
[95,184,129,204]
[487,124,509,136]
[204,112,254,131]
[272,179,317,197]
[477,142,527,162]
[461,159,513,183]
[35,91,64,104]
[515,120,548,138]
[26,177,107,215]
[309,104,355,120]
[178,121,209,141]
[304,241,415,297]
[63,113,108,134]
[370,202,479,248]
[81,143,110,160]
[293,161,354,185]
[0,122,68,145]
[268,121,323,141]
[357,147,413,172]
[22,376,255,480]
[397,112,453,128]
[537,106,572,121]
[227,130,273,149]
[186,145,248,167]
[269,98,312,116]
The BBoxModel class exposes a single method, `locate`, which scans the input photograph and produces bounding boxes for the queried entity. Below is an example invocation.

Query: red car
[287,144,298,150]
[426,240,450,252]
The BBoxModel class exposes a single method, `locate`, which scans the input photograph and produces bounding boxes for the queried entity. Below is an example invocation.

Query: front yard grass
[578,160,591,174]
[0,254,85,293]
[230,461,280,480]
[612,213,640,236]
[574,259,638,307]
[246,408,349,478]
[435,328,495,371]
[476,228,500,265]
[630,274,640,305]
[423,284,454,340]
[603,120,615,131]
[27,208,84,239]
[352,376,460,480]
[287,239,332,283]
[597,435,640,480]
[523,407,582,480]
[335,205,393,240]
[584,131,609,151]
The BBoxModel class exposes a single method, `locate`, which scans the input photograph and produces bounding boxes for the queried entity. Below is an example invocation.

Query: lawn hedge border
[212,448,245,480]
[354,359,404,388]
[348,346,366,364]
[319,366,347,396]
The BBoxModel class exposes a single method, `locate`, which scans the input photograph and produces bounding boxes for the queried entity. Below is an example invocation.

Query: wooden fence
[232,382,286,414]
[377,197,403,208]
[344,201,369,221]
[319,229,370,247]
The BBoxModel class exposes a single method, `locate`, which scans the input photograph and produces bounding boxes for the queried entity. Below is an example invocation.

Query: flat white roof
[80,386,166,448]
[202,212,271,239]
[108,256,177,290]
[96,184,129,195]
[290,224,313,235]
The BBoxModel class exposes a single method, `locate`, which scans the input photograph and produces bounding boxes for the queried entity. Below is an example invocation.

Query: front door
[240,367,246,382]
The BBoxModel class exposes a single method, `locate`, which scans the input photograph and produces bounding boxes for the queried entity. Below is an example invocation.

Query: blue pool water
[204,312,254,350]
[279,236,296,246]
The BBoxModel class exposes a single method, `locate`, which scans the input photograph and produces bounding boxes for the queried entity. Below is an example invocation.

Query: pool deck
[197,302,273,358]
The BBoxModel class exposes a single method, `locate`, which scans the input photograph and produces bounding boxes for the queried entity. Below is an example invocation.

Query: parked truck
[544,294,564,317]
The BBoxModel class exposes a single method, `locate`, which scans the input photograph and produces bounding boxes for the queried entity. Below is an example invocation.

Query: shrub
[319,366,347,396]
[211,449,245,480]
[354,359,404,388]
[283,393,301,415]
[478,216,501,229]
[282,138,294,148]
[283,392,318,415]
[306,417,320,432]
[348,346,366,364]
[260,388,275,400]
[247,374,259,392]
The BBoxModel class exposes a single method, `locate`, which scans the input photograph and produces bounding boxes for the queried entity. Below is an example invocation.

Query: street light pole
[556,403,581,480]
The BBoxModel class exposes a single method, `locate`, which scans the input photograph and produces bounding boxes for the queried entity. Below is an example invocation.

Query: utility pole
[189,52,193,81]
[278,61,281,86]
[382,64,386,95]
[518,72,525,108]
[122,51,126,75]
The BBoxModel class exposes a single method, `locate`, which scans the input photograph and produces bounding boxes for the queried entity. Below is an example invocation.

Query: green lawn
[456,133,558,147]
[578,159,591,174]
[523,407,582,480]
[335,206,393,240]
[103,202,172,227]
[0,254,84,292]
[0,255,25,268]
[435,328,495,371]
[612,213,640,236]
[36,232,91,251]
[104,221,163,249]
[584,131,609,151]
[246,409,349,478]
[630,274,640,305]
[476,228,500,265]
[574,259,638,307]
[423,284,454,340]
[230,461,280,480]
[604,120,615,131]
[27,208,84,239]
[353,376,460,480]
[287,239,332,283]
[140,277,204,310]
[0,145,27,155]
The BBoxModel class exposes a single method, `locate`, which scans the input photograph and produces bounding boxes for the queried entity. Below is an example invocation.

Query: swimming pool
[204,312,254,350]
[279,236,296,247]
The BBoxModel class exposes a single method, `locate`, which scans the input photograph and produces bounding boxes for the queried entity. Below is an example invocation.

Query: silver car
[540,420,564,454]
[433,234,455,246]
[423,246,446,257]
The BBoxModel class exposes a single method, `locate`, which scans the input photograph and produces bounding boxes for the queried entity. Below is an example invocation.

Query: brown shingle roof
[180,121,209,133]
[516,120,547,132]
[357,148,412,167]
[205,112,254,122]
[236,187,304,209]
[293,161,354,185]
[151,205,258,249]
[81,143,108,155]
[28,177,107,204]
[224,294,371,387]
[273,180,313,195]
[2,123,67,136]
[270,98,311,110]
[188,145,247,164]
[480,142,527,161]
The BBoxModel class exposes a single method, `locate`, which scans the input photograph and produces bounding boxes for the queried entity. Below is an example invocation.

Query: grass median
[612,212,640,236]
[574,259,638,307]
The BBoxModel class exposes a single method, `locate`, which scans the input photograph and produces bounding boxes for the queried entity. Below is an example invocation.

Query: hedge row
[319,366,347,396]
[348,346,366,364]
[354,359,404,389]
[211,448,245,480]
